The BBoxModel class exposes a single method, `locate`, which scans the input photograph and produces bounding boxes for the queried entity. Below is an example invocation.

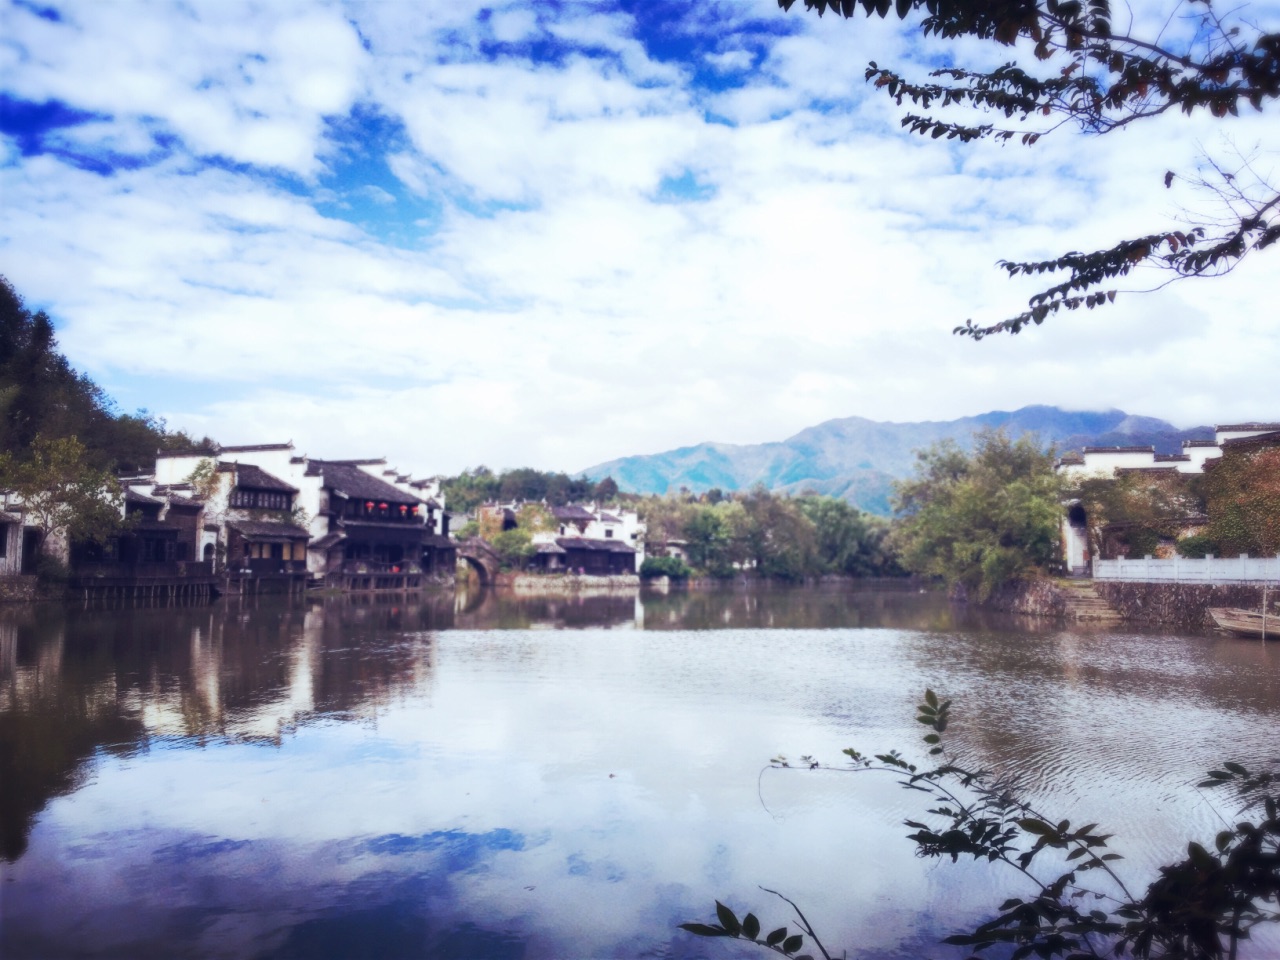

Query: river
[2,584,1279,959]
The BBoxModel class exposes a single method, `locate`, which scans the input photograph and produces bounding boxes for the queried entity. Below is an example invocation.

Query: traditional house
[154,443,454,593]
[307,459,453,589]
[1056,421,1280,573]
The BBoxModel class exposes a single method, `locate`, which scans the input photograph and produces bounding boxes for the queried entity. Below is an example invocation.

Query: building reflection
[0,593,453,862]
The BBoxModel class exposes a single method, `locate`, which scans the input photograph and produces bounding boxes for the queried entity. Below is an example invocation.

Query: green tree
[1069,470,1204,560]
[0,276,213,469]
[780,0,1280,338]
[795,495,902,576]
[892,429,1063,599]
[739,489,819,581]
[490,528,535,569]
[0,435,127,560]
[1198,443,1280,556]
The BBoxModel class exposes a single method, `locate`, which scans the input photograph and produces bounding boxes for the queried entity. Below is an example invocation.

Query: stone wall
[1094,581,1272,630]
[977,579,1069,618]
[0,575,38,603]
[497,573,639,594]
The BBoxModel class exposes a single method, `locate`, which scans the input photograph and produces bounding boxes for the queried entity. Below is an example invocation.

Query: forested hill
[580,406,1213,516]
[0,277,214,473]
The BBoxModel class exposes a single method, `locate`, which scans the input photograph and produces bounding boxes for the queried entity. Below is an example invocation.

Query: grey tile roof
[555,537,636,554]
[227,520,311,541]
[312,461,421,505]
[232,463,297,492]
[552,505,595,521]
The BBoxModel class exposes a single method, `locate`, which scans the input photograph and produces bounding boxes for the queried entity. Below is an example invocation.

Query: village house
[470,500,646,575]
[1056,422,1280,574]
[154,442,453,593]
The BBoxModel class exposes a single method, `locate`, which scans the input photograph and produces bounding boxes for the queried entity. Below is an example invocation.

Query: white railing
[1094,555,1280,584]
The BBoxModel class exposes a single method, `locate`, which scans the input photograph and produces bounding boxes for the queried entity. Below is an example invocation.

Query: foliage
[640,491,902,579]
[185,458,222,502]
[795,495,902,576]
[684,689,1280,960]
[441,466,619,514]
[490,527,535,568]
[1070,470,1204,560]
[892,429,1063,598]
[0,435,128,555]
[1175,533,1217,559]
[0,276,215,471]
[779,1,1280,338]
[640,555,693,579]
[1199,445,1280,557]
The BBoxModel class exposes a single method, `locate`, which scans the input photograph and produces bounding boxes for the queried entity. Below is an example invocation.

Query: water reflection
[3,587,1279,959]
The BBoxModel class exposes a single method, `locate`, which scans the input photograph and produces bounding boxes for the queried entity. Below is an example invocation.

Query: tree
[892,429,1063,598]
[0,276,214,469]
[780,0,1280,338]
[1198,441,1280,556]
[1068,469,1204,560]
[795,495,902,576]
[0,435,127,560]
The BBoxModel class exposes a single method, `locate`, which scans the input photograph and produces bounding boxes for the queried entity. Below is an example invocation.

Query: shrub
[640,555,692,580]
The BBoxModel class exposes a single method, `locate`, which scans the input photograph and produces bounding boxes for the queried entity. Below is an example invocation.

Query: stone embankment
[496,573,639,594]
[1093,581,1276,631]
[983,578,1122,623]
[985,577,1276,630]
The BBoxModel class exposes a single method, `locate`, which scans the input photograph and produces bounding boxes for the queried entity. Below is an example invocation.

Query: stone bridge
[456,537,502,585]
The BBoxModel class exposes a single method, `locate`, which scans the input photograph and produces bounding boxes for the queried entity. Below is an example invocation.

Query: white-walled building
[1055,421,1280,575]
[155,443,453,590]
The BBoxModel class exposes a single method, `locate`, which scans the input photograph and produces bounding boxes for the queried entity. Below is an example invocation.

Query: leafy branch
[682,688,1280,959]
[779,0,1280,337]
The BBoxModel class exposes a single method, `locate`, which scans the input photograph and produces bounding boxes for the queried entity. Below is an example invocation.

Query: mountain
[580,405,1212,515]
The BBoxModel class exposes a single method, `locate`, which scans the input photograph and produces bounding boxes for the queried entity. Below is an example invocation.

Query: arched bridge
[456,537,501,585]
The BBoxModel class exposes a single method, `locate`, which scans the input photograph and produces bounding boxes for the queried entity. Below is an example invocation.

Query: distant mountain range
[580,405,1213,515]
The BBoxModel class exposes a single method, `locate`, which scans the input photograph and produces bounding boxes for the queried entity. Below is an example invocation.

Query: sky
[2,0,1278,479]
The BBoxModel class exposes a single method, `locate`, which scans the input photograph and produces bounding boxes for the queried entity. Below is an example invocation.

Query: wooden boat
[1208,607,1279,639]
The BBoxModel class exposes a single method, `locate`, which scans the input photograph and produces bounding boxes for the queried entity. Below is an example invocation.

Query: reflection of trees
[639,583,957,632]
[0,606,145,861]
[454,589,639,631]
[0,596,451,862]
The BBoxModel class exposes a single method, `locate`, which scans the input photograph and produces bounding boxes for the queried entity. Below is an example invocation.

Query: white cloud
[2,0,1278,473]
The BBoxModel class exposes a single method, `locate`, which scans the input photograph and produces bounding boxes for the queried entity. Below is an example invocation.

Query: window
[605,529,613,538]
[0,526,7,558]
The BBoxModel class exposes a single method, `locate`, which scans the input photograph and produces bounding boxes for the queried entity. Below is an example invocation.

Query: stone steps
[1056,579,1124,623]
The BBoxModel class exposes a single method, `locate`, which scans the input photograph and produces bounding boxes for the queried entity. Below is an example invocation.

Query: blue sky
[2,0,1278,476]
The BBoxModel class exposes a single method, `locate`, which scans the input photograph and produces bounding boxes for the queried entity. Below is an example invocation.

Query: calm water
[3,585,1280,959]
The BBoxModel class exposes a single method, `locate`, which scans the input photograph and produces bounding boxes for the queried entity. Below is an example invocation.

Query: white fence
[1094,555,1280,584]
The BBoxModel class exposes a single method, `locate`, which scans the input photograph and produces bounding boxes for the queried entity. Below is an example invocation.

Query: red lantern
[399,505,407,515]
[410,506,418,516]
[378,502,387,510]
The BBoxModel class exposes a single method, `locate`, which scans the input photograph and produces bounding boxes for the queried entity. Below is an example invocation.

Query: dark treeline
[442,466,619,513]
[0,276,215,473]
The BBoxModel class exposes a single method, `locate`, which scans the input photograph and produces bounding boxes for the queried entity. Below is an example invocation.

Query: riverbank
[979,577,1273,630]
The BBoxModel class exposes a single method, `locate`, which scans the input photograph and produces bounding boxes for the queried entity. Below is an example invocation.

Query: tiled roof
[1182,440,1219,448]
[232,463,296,492]
[312,461,420,504]
[165,493,202,509]
[123,487,163,505]
[227,519,310,541]
[1222,430,1280,449]
[552,505,595,521]
[555,537,636,554]
[219,443,294,453]
[598,512,622,523]
[1083,446,1156,454]
[1217,422,1280,432]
